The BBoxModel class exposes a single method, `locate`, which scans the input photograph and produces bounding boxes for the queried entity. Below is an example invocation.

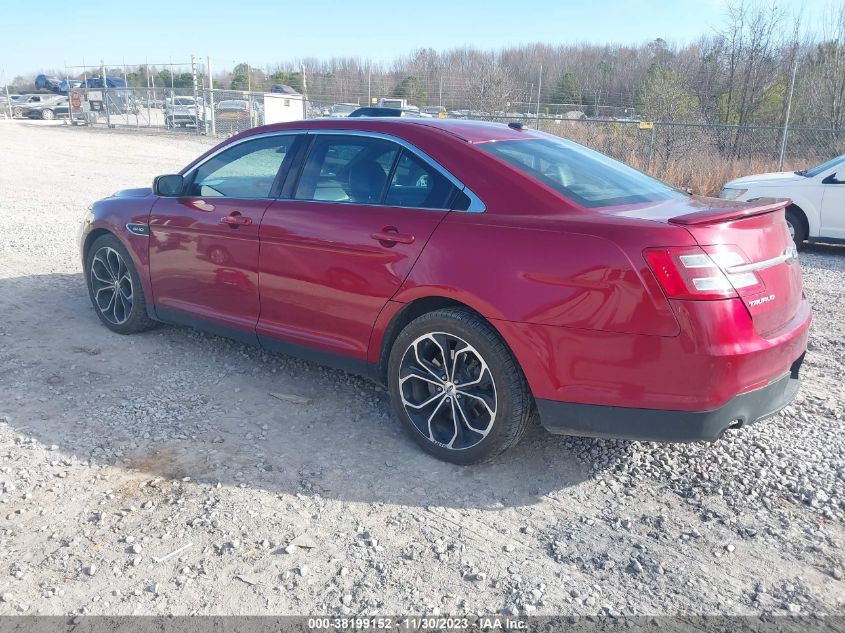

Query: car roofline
[248,117,545,144]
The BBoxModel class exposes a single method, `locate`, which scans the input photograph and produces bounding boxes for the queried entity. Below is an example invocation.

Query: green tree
[634,63,700,121]
[551,72,581,107]
[230,63,250,90]
[269,71,304,93]
[155,70,193,89]
[752,78,786,125]
[393,75,426,102]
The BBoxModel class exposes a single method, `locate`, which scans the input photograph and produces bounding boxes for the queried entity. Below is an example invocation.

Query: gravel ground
[0,119,843,617]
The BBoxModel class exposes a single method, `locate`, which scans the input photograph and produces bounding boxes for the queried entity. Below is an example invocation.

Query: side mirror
[822,173,844,185]
[153,174,185,197]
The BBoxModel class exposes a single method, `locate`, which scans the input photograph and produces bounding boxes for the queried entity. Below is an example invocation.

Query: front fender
[80,193,156,313]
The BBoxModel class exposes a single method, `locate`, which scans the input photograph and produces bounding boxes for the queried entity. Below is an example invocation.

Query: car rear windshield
[477,137,684,208]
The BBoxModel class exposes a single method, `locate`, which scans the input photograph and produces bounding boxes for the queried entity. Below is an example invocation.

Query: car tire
[387,308,534,464]
[785,208,807,248]
[13,106,23,117]
[41,109,54,120]
[85,234,157,335]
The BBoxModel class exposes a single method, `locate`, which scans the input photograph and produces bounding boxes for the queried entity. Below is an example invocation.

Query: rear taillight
[643,245,764,300]
[701,244,766,297]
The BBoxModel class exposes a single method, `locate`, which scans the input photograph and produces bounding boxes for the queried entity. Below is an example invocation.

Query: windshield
[803,154,845,178]
[478,137,684,208]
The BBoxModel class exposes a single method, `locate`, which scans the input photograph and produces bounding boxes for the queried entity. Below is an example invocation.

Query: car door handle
[219,213,253,227]
[371,228,415,245]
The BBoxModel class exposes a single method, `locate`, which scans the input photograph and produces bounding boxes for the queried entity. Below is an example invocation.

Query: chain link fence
[56,86,312,138]
[453,114,845,194]
[14,83,845,196]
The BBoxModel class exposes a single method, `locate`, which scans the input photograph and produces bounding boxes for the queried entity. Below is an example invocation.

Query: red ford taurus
[79,118,811,463]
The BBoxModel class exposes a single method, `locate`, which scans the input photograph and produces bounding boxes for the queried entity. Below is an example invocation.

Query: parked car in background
[34,74,83,94]
[22,97,69,120]
[375,97,420,115]
[137,97,165,109]
[420,106,448,118]
[720,154,845,246]
[10,94,65,118]
[164,96,206,128]
[329,103,359,117]
[79,118,810,464]
[348,107,421,118]
[58,79,83,92]
[80,76,127,89]
[215,99,251,133]
[0,94,23,111]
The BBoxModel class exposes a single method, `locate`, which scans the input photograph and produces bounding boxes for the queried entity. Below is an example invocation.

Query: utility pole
[529,83,533,118]
[146,58,152,127]
[367,64,371,105]
[535,64,542,129]
[102,60,111,128]
[191,55,199,135]
[439,75,443,109]
[122,59,133,127]
[779,57,798,171]
[169,57,175,114]
[207,56,215,137]
[301,64,308,120]
[2,67,11,119]
[4,79,11,119]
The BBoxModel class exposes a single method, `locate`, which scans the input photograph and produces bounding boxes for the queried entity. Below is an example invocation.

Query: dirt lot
[0,120,843,618]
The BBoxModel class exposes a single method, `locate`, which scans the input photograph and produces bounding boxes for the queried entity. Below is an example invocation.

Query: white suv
[720,155,845,246]
[164,96,207,128]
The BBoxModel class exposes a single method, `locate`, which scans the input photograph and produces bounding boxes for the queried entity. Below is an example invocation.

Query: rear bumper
[495,296,811,412]
[537,353,803,442]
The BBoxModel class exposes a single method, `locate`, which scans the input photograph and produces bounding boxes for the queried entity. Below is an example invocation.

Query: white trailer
[263,92,305,123]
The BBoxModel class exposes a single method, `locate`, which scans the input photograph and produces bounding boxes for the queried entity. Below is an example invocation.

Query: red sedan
[79,118,810,464]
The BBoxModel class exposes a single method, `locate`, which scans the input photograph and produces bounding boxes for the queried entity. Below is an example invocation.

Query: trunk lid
[604,196,803,336]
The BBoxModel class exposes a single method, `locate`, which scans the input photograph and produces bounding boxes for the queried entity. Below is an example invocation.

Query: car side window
[294,135,399,204]
[385,150,456,209]
[186,135,294,198]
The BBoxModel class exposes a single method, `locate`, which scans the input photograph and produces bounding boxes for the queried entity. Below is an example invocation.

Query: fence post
[191,55,199,136]
[4,79,11,119]
[207,57,216,137]
[778,60,798,171]
[301,64,308,120]
[145,61,151,128]
[102,61,111,128]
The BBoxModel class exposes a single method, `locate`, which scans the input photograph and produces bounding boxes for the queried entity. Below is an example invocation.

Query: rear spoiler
[668,199,789,226]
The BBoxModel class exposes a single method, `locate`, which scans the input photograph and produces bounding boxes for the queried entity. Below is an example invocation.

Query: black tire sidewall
[85,234,152,335]
[786,210,807,247]
[387,310,529,465]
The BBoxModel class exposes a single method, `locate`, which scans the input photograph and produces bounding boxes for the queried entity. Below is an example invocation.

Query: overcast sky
[0,0,833,80]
